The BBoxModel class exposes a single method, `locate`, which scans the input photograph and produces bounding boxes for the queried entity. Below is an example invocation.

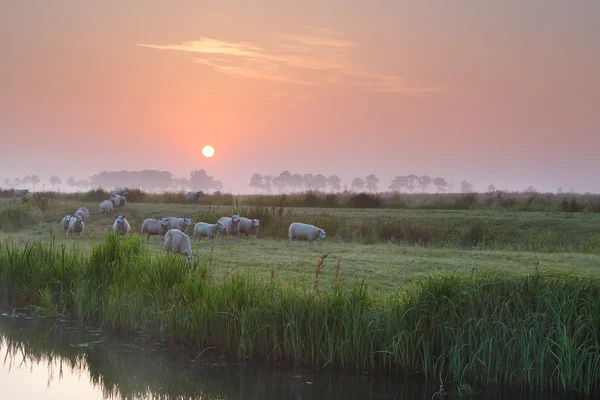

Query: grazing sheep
[67,215,85,239]
[217,215,241,242]
[61,215,71,231]
[75,207,90,222]
[99,200,114,216]
[168,217,192,233]
[13,189,30,198]
[193,222,225,243]
[111,190,129,197]
[112,215,131,236]
[109,194,124,209]
[140,218,171,243]
[288,222,326,246]
[186,191,205,204]
[163,229,194,264]
[238,217,260,241]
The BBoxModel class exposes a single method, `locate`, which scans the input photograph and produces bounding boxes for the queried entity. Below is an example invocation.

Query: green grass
[0,235,599,395]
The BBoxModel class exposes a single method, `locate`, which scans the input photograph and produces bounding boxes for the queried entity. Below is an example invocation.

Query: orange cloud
[137,26,446,96]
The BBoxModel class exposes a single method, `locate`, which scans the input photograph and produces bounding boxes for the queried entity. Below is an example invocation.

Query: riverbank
[1,235,599,395]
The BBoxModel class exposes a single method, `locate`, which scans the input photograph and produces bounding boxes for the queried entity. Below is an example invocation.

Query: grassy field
[2,195,600,394]
[1,197,600,297]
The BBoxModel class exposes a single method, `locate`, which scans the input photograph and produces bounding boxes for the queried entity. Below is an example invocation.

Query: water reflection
[0,313,590,400]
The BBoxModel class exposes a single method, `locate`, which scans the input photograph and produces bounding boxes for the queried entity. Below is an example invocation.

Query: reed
[0,236,599,394]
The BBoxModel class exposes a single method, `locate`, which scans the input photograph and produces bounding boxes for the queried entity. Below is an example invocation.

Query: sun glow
[202,145,215,158]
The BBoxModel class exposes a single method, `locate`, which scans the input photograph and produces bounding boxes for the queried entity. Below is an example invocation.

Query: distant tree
[172,177,189,191]
[291,174,304,192]
[417,175,432,192]
[22,175,31,185]
[461,180,474,193]
[263,175,273,193]
[67,177,77,191]
[389,176,408,192]
[30,175,40,190]
[213,180,223,191]
[432,177,448,193]
[312,174,328,191]
[365,174,379,192]
[303,173,314,190]
[249,173,264,193]
[277,170,292,192]
[190,169,217,191]
[272,176,285,193]
[326,175,341,192]
[351,177,365,191]
[487,185,496,193]
[406,174,418,193]
[448,182,455,193]
[526,185,537,193]
[557,187,564,194]
[4,178,12,188]
[12,178,21,187]
[49,176,62,190]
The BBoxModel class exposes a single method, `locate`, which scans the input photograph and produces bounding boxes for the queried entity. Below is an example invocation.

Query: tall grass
[0,236,599,394]
[3,187,600,212]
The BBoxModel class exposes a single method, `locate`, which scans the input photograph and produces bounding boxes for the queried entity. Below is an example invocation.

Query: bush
[348,192,383,209]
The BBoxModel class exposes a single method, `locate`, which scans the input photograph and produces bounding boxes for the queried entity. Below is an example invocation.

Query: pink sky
[1,1,599,193]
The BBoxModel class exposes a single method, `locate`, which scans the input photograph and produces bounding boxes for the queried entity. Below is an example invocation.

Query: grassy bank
[1,236,599,395]
[2,187,600,212]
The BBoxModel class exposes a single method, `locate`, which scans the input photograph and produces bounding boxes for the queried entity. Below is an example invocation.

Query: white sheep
[75,207,90,222]
[288,222,326,246]
[238,217,260,241]
[61,215,71,231]
[140,218,171,243]
[13,189,30,198]
[110,194,124,209]
[112,215,131,236]
[67,215,85,239]
[168,217,192,233]
[193,222,225,243]
[111,189,128,197]
[163,229,194,264]
[217,215,241,242]
[186,191,204,204]
[99,200,114,216]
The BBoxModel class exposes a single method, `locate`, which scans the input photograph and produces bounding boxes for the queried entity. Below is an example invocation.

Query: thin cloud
[137,26,446,95]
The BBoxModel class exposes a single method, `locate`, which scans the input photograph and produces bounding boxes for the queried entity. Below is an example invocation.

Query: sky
[1,0,599,193]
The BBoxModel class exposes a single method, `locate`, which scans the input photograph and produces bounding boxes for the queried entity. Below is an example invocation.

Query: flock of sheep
[59,190,328,264]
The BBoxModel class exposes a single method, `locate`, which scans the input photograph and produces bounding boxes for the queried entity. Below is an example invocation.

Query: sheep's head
[232,215,240,223]
[196,191,204,197]
[115,215,126,224]
[186,252,194,265]
[252,219,260,227]
[216,222,226,232]
[64,215,71,222]
[318,229,327,239]
[184,218,192,226]
[160,218,171,229]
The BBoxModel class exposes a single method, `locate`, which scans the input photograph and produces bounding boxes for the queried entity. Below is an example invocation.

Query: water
[0,312,590,400]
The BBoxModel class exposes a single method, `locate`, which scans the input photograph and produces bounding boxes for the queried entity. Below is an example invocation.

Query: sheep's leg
[312,240,318,246]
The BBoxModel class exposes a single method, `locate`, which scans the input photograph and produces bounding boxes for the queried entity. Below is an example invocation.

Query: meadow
[1,191,600,394]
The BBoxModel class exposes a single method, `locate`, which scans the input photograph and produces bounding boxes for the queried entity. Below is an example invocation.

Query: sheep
[112,215,131,236]
[140,218,171,243]
[67,215,85,239]
[193,222,225,243]
[167,217,192,233]
[99,200,114,216]
[61,215,71,231]
[111,189,129,197]
[75,207,90,222]
[13,189,30,198]
[217,215,241,242]
[163,229,194,264]
[238,217,260,241]
[288,222,326,246]
[186,191,205,204]
[109,194,124,209]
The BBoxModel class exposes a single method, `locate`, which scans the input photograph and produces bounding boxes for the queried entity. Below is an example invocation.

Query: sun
[202,145,215,158]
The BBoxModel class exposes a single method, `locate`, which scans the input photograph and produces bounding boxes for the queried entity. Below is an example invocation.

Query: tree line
[249,172,471,193]
[2,170,223,192]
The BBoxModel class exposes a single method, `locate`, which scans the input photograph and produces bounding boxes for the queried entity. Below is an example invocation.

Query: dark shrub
[348,192,383,209]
